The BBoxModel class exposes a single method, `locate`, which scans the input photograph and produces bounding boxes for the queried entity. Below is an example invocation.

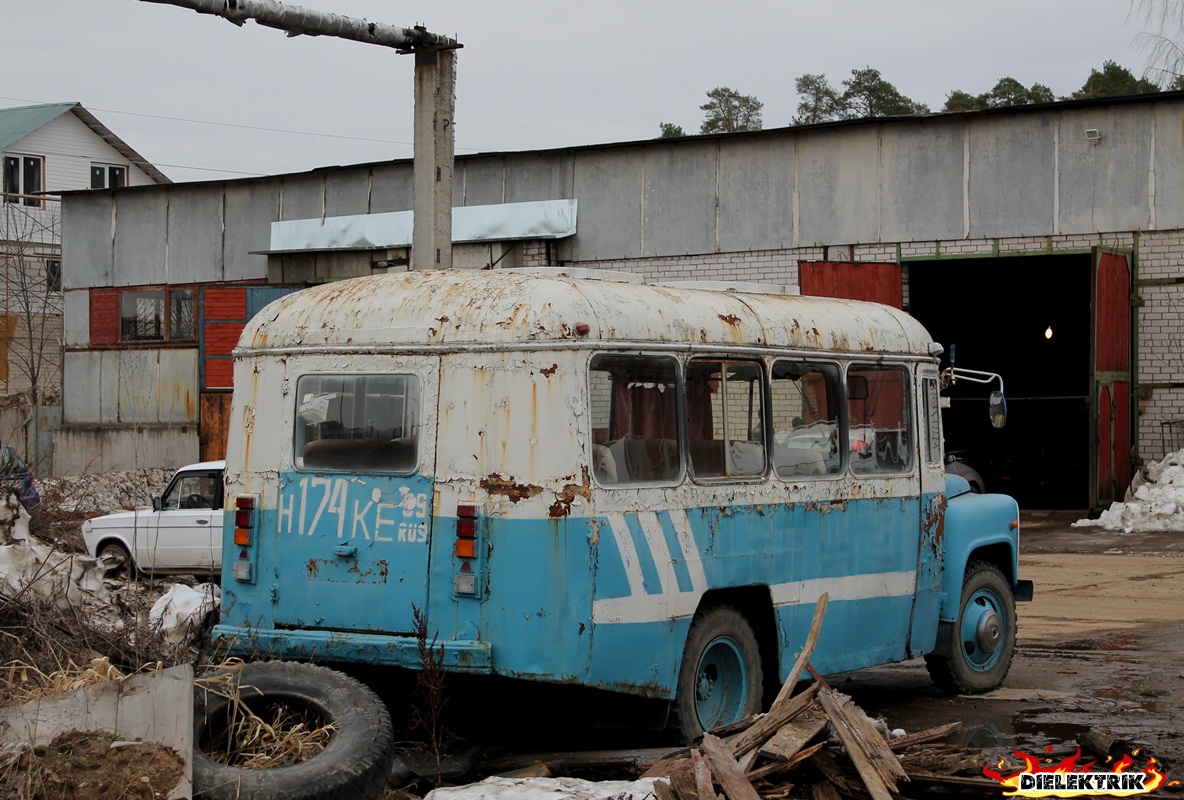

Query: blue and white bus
[215,268,1031,740]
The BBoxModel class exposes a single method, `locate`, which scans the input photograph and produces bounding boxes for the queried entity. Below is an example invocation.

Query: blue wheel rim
[694,636,749,731]
[959,587,1006,672]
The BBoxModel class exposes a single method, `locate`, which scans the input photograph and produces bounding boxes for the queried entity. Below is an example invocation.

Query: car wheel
[925,560,1017,694]
[671,605,763,743]
[97,541,134,578]
[193,661,394,800]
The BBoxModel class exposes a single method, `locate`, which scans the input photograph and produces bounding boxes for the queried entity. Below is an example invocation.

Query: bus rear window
[294,374,421,473]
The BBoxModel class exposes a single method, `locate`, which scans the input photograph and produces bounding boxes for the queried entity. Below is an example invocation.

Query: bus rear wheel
[672,605,763,743]
[925,560,1016,694]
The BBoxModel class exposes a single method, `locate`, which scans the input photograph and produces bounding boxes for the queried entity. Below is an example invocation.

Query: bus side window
[770,360,841,477]
[847,365,913,475]
[589,354,682,485]
[685,359,766,480]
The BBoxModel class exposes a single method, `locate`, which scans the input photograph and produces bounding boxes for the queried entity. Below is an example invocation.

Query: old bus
[214,268,1030,740]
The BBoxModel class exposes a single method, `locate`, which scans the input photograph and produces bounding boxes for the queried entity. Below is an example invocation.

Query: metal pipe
[139,0,459,50]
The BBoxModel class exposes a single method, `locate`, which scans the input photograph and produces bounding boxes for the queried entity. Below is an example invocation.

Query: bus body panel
[215,270,1026,714]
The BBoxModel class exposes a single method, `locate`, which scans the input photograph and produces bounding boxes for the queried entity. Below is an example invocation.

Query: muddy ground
[830,510,1184,772]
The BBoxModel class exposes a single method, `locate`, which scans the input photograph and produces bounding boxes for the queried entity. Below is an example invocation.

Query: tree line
[660,61,1184,137]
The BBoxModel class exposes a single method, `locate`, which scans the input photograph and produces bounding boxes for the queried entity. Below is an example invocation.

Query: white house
[0,102,168,468]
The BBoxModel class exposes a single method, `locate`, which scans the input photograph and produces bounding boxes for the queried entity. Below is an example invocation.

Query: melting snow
[1074,449,1184,532]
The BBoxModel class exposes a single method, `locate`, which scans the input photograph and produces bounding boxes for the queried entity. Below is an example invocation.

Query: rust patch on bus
[480,474,544,503]
[540,364,559,377]
[718,313,741,326]
[548,482,593,518]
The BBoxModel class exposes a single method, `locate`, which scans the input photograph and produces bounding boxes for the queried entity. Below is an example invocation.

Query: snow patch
[1074,449,1184,532]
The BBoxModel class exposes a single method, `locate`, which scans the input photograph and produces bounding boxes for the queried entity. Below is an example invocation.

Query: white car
[82,461,224,576]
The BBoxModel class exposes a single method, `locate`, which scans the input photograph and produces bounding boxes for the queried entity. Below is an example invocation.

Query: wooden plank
[692,748,718,800]
[758,704,827,762]
[808,750,852,794]
[809,780,843,800]
[816,688,897,800]
[887,721,962,752]
[771,593,829,708]
[746,741,825,781]
[728,681,821,759]
[654,778,680,800]
[699,734,761,800]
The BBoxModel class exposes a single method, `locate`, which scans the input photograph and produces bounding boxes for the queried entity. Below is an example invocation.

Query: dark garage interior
[907,254,1093,510]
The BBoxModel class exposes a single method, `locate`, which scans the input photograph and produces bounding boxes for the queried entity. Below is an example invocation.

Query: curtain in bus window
[847,365,912,475]
[590,354,681,485]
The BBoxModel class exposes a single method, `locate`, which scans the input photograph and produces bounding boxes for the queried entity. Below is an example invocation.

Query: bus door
[910,368,947,655]
[270,365,438,636]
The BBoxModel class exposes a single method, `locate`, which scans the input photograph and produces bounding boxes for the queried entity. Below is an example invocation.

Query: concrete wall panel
[570,149,644,261]
[53,425,198,474]
[369,163,415,212]
[1151,104,1184,231]
[461,157,506,206]
[118,350,157,422]
[63,289,89,348]
[324,171,371,218]
[112,192,166,286]
[63,350,118,424]
[967,115,1056,238]
[797,128,880,246]
[1057,107,1152,233]
[504,152,575,203]
[61,196,112,290]
[880,122,965,242]
[643,141,718,257]
[718,137,794,252]
[278,174,324,221]
[167,187,224,284]
[222,181,277,282]
[157,349,199,423]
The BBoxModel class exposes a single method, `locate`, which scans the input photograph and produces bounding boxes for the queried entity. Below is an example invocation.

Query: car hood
[83,508,151,528]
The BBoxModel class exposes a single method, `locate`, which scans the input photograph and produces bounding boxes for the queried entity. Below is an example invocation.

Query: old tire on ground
[672,605,764,743]
[96,541,133,578]
[193,661,394,800]
[925,560,1017,694]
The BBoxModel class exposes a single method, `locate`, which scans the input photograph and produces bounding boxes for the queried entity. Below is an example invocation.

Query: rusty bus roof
[239,269,935,357]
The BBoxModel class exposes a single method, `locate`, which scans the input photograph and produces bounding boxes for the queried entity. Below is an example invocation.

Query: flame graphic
[983,747,1168,797]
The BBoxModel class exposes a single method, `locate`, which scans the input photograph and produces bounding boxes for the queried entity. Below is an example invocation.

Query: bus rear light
[234,528,252,546]
[234,496,257,529]
[455,539,476,558]
[456,518,476,538]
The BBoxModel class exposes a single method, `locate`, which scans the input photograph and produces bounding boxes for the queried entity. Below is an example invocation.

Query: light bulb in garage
[1045,326,1053,340]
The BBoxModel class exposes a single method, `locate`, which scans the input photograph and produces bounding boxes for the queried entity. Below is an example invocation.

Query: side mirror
[989,391,1007,428]
[152,496,162,511]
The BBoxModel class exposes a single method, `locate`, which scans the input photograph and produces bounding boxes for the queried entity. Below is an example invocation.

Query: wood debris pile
[643,594,997,800]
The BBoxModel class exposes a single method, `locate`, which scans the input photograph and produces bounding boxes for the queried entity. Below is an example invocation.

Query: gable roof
[0,102,170,184]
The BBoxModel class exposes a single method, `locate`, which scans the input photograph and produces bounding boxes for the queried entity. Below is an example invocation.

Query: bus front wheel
[672,605,763,743]
[925,560,1017,694]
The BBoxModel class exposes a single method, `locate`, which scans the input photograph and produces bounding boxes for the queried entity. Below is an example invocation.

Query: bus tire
[925,560,1017,695]
[192,661,394,800]
[672,605,764,743]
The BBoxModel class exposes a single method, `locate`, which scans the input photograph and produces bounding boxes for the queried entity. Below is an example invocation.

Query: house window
[3,155,44,208]
[91,164,126,190]
[45,259,61,294]
[120,288,195,342]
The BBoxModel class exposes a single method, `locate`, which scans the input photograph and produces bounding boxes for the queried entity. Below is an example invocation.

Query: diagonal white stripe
[668,508,707,592]
[605,512,645,600]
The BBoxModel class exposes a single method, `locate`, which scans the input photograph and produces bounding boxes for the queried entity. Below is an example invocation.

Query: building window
[45,259,61,294]
[120,288,195,342]
[91,164,126,190]
[3,155,44,207]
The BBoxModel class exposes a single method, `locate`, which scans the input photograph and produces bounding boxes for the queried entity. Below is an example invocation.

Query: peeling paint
[480,473,544,503]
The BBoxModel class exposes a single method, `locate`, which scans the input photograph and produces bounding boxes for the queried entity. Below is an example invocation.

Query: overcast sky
[2,0,1161,183]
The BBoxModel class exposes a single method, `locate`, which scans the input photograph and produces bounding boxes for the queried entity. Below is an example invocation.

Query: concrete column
[412,48,457,271]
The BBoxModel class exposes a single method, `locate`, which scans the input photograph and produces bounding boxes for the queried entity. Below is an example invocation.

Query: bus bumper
[212,624,493,672]
[1015,579,1034,602]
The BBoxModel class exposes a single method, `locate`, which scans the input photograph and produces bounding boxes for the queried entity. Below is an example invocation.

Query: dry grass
[196,660,337,770]
[0,655,165,704]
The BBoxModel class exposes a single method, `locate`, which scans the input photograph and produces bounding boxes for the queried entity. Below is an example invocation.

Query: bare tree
[0,193,63,464]
[1132,0,1184,85]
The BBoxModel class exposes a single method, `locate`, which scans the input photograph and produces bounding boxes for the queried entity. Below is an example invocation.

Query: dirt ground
[832,510,1184,774]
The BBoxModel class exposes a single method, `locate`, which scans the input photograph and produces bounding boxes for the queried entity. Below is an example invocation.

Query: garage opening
[906,254,1093,510]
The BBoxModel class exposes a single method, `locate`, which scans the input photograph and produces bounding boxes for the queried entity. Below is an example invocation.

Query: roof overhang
[262,199,577,254]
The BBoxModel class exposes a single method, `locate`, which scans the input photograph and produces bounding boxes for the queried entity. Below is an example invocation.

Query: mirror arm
[941,367,1004,395]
